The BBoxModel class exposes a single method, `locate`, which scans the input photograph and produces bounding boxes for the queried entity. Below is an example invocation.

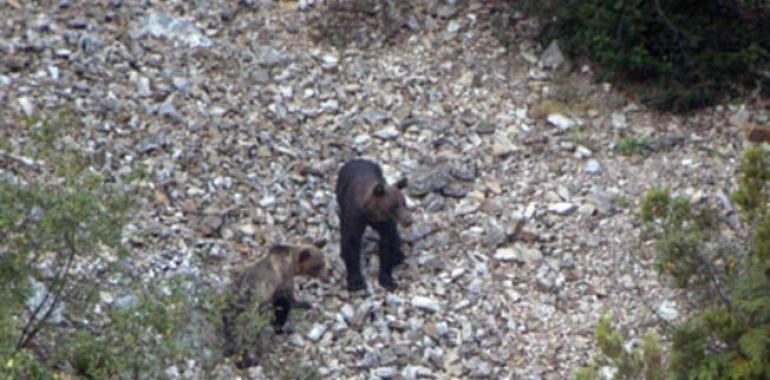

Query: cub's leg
[271,296,292,334]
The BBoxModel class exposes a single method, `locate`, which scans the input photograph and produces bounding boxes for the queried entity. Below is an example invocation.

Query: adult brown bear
[335,159,413,291]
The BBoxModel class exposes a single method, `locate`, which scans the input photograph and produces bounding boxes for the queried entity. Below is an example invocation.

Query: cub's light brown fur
[222,243,326,368]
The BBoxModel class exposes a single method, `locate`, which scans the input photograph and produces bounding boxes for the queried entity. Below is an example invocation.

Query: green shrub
[616,137,650,157]
[577,147,770,378]
[0,111,243,378]
[574,314,665,380]
[518,0,770,112]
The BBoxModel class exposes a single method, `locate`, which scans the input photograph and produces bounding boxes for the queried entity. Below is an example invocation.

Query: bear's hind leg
[341,221,367,291]
[372,221,404,291]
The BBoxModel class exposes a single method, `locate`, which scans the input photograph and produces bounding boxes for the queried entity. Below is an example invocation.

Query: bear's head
[293,242,327,278]
[367,178,413,227]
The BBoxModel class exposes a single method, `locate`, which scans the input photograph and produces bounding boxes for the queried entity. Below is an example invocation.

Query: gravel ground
[1,0,766,379]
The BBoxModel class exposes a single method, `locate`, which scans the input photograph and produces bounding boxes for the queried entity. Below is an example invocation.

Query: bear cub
[222,242,326,367]
[335,158,413,291]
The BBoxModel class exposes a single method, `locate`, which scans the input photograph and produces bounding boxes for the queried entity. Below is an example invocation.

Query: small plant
[616,137,649,157]
[574,313,665,380]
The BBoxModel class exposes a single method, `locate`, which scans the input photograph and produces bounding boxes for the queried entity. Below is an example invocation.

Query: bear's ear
[395,177,408,190]
[372,183,386,197]
[312,238,327,249]
[298,249,312,263]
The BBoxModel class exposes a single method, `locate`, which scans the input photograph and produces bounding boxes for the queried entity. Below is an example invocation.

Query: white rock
[239,223,257,236]
[258,196,276,208]
[17,97,34,116]
[307,323,328,342]
[411,296,440,313]
[402,365,432,380]
[611,112,627,129]
[576,145,592,158]
[548,202,577,216]
[546,113,576,130]
[493,247,518,262]
[372,366,397,378]
[585,159,602,174]
[658,300,679,321]
[454,200,479,216]
[373,126,400,140]
[289,333,306,347]
[340,304,355,324]
[321,54,339,70]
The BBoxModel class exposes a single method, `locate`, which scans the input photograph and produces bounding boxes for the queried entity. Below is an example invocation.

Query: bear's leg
[372,221,404,291]
[272,296,291,334]
[341,221,366,291]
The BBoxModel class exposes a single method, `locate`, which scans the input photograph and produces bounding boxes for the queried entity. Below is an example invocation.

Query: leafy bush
[578,146,770,379]
[517,0,770,112]
[0,111,237,378]
[575,314,665,380]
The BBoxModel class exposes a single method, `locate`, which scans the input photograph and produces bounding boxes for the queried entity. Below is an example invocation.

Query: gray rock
[132,11,213,48]
[475,121,496,135]
[449,160,477,181]
[547,113,576,130]
[409,168,451,197]
[372,366,397,379]
[584,159,602,174]
[307,323,327,342]
[437,5,458,19]
[441,183,467,198]
[373,126,400,140]
[362,110,389,125]
[611,112,627,129]
[730,106,750,126]
[411,296,440,312]
[422,193,447,212]
[658,300,679,321]
[447,20,462,34]
[541,40,565,70]
[454,200,479,216]
[548,202,577,216]
[17,97,34,116]
[26,277,65,324]
[255,46,288,66]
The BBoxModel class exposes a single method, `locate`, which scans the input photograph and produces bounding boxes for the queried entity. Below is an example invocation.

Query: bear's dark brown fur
[335,158,412,291]
[222,242,326,368]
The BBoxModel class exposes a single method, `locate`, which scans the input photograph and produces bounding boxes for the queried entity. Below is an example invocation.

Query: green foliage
[575,314,665,380]
[0,111,249,378]
[638,148,770,379]
[518,0,770,112]
[616,137,650,157]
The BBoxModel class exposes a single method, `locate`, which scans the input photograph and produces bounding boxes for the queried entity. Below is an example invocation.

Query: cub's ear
[299,249,312,263]
[312,238,327,249]
[372,183,386,197]
[395,177,408,190]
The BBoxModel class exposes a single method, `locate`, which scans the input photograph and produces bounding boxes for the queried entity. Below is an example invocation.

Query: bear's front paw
[378,274,398,291]
[347,276,366,292]
[273,322,293,335]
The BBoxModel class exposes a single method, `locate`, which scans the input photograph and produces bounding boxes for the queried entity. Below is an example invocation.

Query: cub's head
[291,242,327,278]
[366,178,413,227]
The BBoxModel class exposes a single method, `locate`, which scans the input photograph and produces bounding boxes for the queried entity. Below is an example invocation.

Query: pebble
[548,202,578,216]
[307,323,328,342]
[585,159,602,174]
[611,112,627,129]
[411,296,441,313]
[547,113,576,130]
[373,126,400,140]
